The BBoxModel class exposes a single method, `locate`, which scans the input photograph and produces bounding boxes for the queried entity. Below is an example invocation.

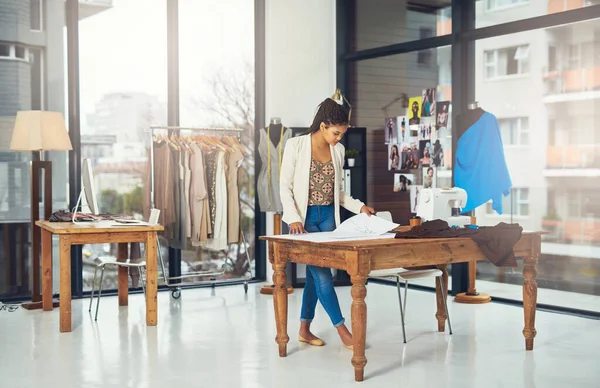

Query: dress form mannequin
[454,100,491,304]
[258,116,294,295]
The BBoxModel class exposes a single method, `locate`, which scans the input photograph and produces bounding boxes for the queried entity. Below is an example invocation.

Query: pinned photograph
[397,116,408,143]
[423,166,436,189]
[421,88,436,117]
[408,96,421,125]
[384,117,398,144]
[388,144,401,171]
[394,173,414,192]
[401,142,419,170]
[418,122,432,141]
[430,139,445,168]
[411,185,423,213]
[418,140,431,167]
[436,101,450,129]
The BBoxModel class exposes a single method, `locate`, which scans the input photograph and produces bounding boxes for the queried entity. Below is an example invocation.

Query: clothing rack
[148,125,251,298]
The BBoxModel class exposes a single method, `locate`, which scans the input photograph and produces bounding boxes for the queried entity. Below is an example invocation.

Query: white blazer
[279,134,365,227]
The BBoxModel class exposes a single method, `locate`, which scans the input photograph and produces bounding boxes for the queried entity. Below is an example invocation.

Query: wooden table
[36,221,164,333]
[259,230,542,382]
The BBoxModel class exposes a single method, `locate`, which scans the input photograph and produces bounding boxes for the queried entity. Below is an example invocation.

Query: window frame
[30,0,43,32]
[483,44,530,80]
[499,117,530,146]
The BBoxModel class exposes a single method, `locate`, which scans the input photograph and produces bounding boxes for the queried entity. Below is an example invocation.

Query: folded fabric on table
[394,219,522,267]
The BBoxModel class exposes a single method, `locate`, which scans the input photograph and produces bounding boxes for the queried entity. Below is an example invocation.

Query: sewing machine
[417,187,472,227]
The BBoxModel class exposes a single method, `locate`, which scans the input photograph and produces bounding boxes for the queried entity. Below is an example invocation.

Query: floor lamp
[10,111,73,310]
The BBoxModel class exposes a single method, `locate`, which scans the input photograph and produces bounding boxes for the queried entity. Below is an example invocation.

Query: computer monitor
[82,158,99,215]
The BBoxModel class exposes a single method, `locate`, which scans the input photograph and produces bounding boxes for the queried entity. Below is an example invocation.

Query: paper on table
[270,231,397,243]
[329,213,399,239]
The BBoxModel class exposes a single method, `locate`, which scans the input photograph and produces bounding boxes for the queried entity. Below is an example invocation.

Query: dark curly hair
[302,98,350,135]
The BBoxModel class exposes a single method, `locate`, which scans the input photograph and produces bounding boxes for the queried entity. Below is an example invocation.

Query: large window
[178,0,256,283]
[0,0,67,299]
[79,0,168,292]
[475,19,600,312]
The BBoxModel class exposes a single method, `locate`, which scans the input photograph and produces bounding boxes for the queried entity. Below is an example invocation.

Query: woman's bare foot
[336,324,353,347]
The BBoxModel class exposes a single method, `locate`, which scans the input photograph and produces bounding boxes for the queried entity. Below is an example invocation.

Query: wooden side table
[36,221,164,333]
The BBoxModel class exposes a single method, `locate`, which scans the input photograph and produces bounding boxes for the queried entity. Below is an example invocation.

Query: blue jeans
[299,204,345,327]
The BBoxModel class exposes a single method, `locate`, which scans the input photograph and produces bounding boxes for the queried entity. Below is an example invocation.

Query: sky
[78,0,254,131]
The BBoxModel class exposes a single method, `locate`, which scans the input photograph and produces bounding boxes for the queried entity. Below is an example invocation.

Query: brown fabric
[394,220,522,267]
[227,149,244,244]
[152,143,176,240]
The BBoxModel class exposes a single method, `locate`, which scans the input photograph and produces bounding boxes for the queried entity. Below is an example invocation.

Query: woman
[280,98,375,350]
[419,147,431,167]
[389,144,400,170]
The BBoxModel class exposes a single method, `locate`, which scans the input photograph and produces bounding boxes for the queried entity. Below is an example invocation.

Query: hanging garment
[205,151,229,251]
[189,143,209,246]
[183,150,192,239]
[152,142,177,240]
[455,111,512,214]
[227,148,244,244]
[257,125,292,212]
[205,151,218,236]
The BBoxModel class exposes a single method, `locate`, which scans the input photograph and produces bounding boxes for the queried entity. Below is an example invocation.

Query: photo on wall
[400,142,419,170]
[411,185,423,213]
[397,116,408,143]
[393,173,414,192]
[418,140,431,167]
[436,101,450,129]
[384,117,398,144]
[418,121,433,141]
[421,88,436,117]
[408,96,421,125]
[430,139,445,168]
[388,144,401,171]
[423,166,437,189]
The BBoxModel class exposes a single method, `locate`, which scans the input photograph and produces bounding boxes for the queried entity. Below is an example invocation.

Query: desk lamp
[332,88,353,122]
[10,111,72,310]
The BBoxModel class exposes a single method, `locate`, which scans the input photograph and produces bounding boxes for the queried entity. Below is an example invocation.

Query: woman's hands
[360,205,376,216]
[289,222,307,234]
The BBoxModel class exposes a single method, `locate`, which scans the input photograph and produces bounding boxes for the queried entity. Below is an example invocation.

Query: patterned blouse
[308,158,335,206]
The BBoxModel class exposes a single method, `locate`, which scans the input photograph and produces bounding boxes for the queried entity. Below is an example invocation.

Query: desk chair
[88,209,160,321]
[89,257,147,321]
[368,211,453,343]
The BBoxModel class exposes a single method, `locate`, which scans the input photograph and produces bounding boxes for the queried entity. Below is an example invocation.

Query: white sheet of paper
[329,213,399,239]
[269,232,397,243]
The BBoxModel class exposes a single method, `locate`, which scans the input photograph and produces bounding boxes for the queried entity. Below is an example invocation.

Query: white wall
[265,0,336,127]
[263,0,337,281]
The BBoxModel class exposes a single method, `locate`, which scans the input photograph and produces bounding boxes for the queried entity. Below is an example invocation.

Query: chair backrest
[376,211,393,223]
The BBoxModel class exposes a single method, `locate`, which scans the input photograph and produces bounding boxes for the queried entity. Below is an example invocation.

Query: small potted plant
[345,149,359,167]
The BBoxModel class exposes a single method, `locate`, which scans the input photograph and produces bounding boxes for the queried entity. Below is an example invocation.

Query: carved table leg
[350,275,368,382]
[522,254,538,350]
[270,242,289,357]
[435,264,449,332]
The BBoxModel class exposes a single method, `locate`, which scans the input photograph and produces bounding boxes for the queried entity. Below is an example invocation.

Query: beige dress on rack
[227,148,244,244]
[189,143,208,246]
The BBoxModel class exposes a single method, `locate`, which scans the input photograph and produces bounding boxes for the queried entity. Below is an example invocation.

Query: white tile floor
[1,282,599,388]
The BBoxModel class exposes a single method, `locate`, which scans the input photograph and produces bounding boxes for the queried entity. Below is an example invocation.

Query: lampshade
[10,111,73,151]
